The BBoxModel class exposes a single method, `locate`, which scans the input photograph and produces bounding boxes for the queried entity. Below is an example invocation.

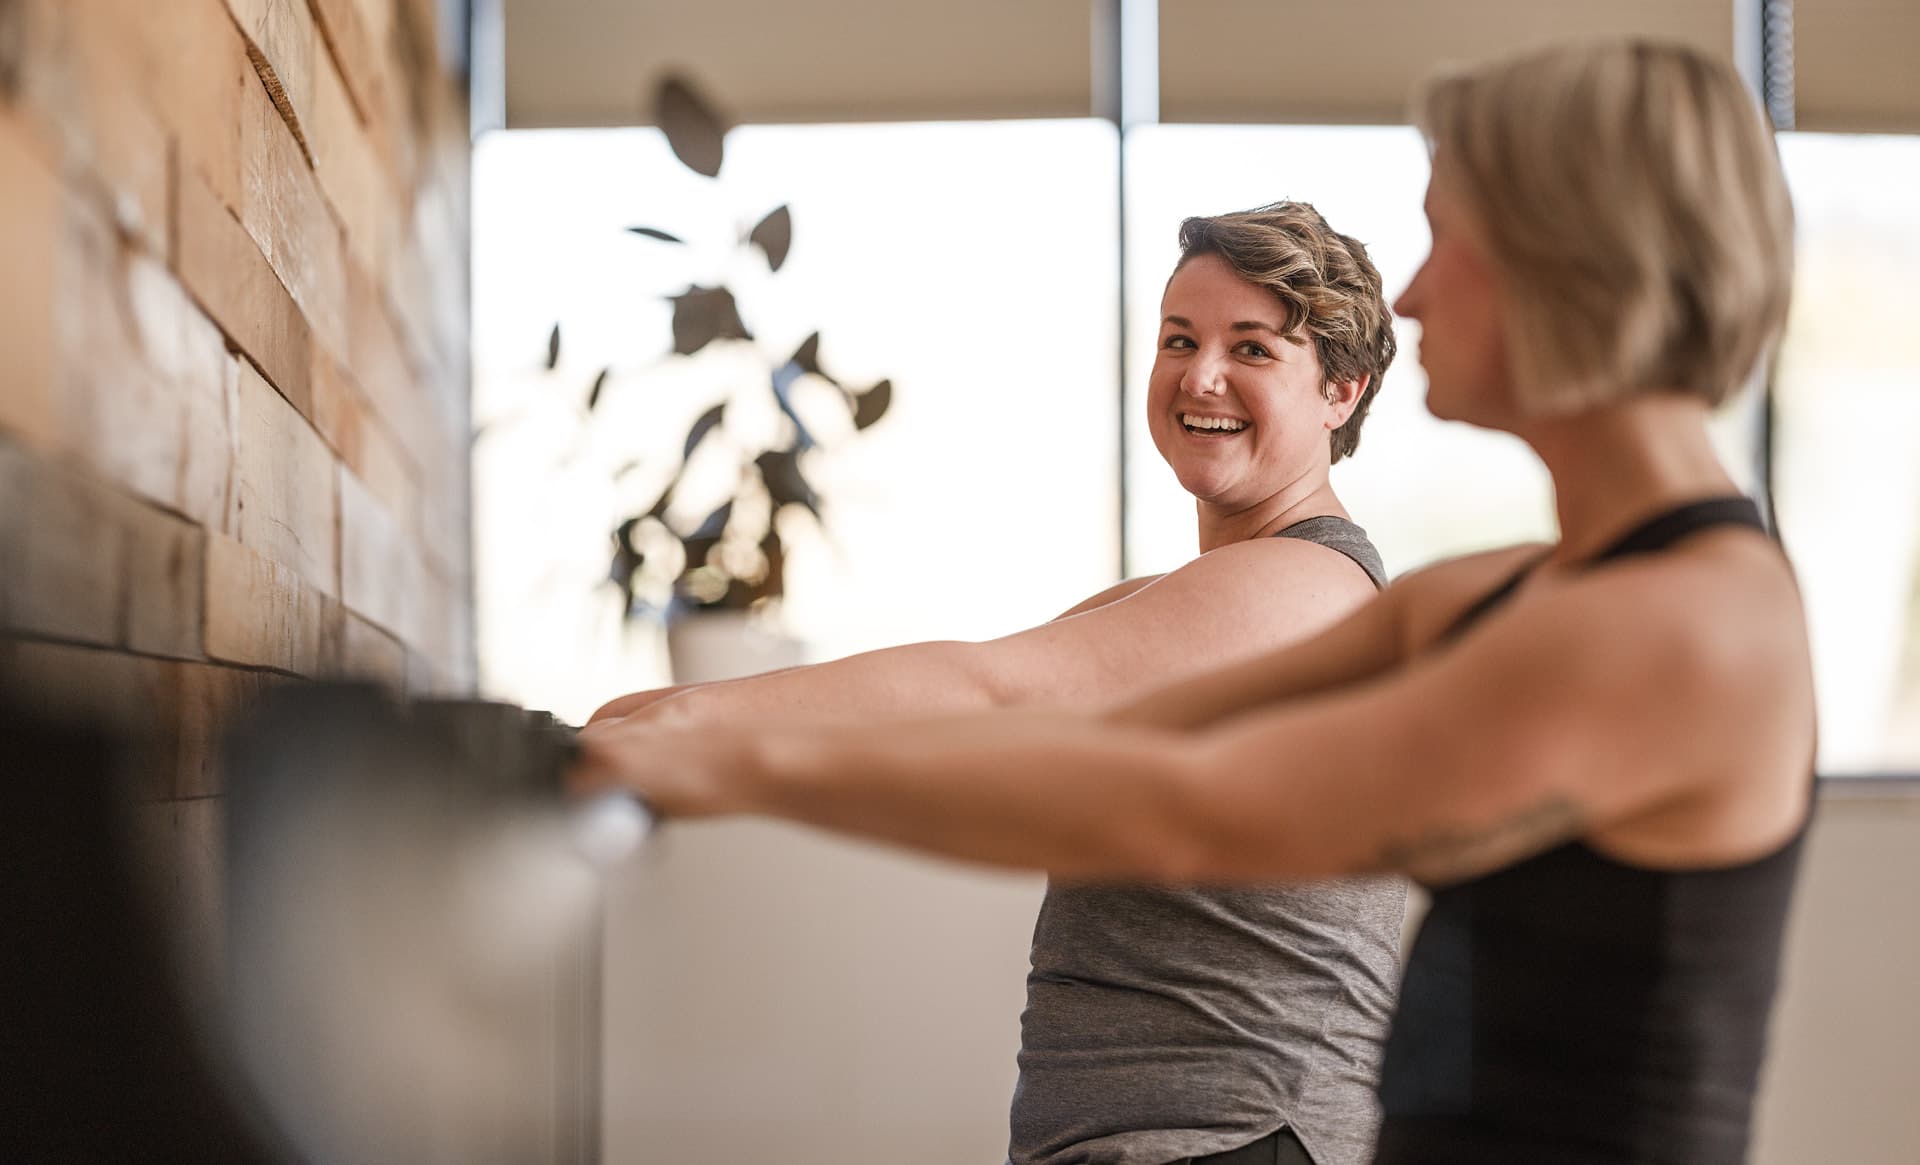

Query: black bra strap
[1589,495,1764,565]
[1441,495,1764,643]
[1439,553,1543,643]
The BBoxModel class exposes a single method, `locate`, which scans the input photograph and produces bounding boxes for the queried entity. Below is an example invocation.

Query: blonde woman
[592,203,1403,1165]
[584,39,1812,1160]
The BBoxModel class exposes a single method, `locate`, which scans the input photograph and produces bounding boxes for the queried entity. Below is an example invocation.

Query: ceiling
[503,0,1920,133]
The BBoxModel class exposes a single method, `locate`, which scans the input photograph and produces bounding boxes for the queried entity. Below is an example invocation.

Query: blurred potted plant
[545,76,893,681]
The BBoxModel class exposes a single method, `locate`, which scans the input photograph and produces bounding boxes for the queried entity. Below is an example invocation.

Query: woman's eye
[1236,342,1271,359]
[1162,335,1195,350]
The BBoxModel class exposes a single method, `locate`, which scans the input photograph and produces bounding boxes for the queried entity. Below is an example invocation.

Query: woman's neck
[1523,393,1743,567]
[1194,472,1346,554]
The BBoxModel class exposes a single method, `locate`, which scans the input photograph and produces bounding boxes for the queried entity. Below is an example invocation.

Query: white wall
[601,824,1042,1165]
[1754,786,1920,1164]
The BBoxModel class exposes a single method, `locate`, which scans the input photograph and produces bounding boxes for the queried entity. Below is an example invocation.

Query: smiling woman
[1148,204,1394,557]
[584,201,1407,1165]
[1121,126,1569,584]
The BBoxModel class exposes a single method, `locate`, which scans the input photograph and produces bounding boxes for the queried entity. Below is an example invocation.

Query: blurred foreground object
[0,688,284,1163]
[1,678,629,1163]
[225,684,618,1165]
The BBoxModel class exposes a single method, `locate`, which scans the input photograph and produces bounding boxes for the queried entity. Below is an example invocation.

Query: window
[472,122,1119,721]
[1774,133,1920,775]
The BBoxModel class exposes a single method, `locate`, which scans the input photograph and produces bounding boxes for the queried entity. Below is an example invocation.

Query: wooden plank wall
[0,0,471,1010]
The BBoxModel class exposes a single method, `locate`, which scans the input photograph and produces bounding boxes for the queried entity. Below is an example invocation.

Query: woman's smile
[1178,412,1253,438]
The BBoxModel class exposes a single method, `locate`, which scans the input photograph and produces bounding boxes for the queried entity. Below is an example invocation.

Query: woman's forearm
[588,682,703,724]
[720,711,1223,879]
[644,640,1011,729]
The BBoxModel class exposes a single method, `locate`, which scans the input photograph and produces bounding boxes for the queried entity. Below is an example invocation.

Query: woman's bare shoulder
[1050,532,1385,660]
[1606,532,1812,696]
[1582,528,1804,644]
[1544,534,1814,861]
[1180,531,1385,605]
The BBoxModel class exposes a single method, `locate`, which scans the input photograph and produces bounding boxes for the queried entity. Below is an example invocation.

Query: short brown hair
[1413,39,1795,411]
[1175,202,1396,463]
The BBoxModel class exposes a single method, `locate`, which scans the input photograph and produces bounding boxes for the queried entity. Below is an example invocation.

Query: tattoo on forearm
[1380,795,1585,883]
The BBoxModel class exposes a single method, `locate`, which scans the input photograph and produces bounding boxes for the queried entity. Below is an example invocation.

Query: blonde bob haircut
[1413,39,1795,413]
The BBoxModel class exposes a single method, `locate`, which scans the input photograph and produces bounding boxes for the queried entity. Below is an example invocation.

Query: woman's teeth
[1181,414,1248,433]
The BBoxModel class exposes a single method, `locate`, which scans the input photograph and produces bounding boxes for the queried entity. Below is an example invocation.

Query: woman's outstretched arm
[575,559,1784,884]
[584,537,1373,730]
[1109,580,1404,730]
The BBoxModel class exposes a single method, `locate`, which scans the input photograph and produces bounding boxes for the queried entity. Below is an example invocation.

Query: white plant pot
[664,609,806,684]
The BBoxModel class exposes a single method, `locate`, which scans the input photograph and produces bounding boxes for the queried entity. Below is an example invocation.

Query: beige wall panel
[508,0,1920,132]
[1754,789,1920,1163]
[506,0,1094,126]
[1161,0,1733,123]
[1795,1,1920,132]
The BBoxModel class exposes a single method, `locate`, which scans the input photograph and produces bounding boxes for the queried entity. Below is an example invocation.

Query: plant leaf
[788,331,841,390]
[608,523,645,616]
[544,323,561,370]
[756,449,821,520]
[655,75,727,178]
[586,367,611,411]
[790,332,822,376]
[625,226,684,243]
[768,362,817,450]
[682,402,726,461]
[668,286,752,356]
[852,378,892,430]
[749,204,792,271]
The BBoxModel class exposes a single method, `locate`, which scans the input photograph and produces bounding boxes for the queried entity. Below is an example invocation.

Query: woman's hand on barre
[585,684,698,725]
[569,714,744,818]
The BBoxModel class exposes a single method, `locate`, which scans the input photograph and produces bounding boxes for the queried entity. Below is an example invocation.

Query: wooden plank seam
[241,37,316,168]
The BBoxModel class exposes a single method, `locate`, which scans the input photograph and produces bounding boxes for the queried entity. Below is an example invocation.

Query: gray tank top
[1009,516,1403,1165]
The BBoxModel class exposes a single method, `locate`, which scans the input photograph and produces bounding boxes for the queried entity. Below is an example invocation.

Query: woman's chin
[1423,389,1495,429]
[1167,465,1239,504]
[1422,371,1508,427]
[1422,380,1467,422]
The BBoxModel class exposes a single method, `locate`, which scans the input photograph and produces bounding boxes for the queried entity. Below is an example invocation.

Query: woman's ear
[1324,374,1368,429]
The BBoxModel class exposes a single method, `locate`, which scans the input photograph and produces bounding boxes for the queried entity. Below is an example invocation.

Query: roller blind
[505,0,1920,133]
[1794,0,1920,132]
[505,0,1095,126]
[1158,0,1733,124]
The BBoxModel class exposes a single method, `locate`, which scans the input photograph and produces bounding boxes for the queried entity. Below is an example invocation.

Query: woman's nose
[1181,353,1226,396]
[1394,266,1426,319]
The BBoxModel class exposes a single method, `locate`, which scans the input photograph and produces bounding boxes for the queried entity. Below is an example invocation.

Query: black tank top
[1373,496,1810,1165]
